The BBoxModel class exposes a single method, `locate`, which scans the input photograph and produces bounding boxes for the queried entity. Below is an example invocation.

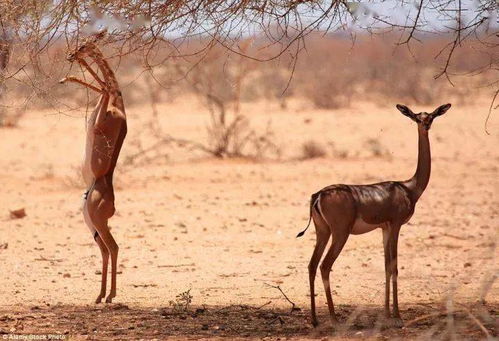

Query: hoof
[311,318,319,327]
[95,296,103,304]
[105,294,115,303]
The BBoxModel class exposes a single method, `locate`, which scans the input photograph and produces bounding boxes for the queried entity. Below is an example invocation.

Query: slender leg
[59,76,103,93]
[390,225,401,320]
[308,220,330,327]
[100,229,119,303]
[90,214,118,303]
[94,235,109,303]
[76,57,107,89]
[87,178,118,303]
[319,232,349,324]
[382,227,391,318]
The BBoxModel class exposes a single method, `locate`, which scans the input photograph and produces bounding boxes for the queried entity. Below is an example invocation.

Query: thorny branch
[1,1,496,80]
[0,1,497,129]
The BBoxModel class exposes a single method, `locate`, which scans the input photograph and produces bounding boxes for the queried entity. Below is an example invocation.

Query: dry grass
[301,140,327,159]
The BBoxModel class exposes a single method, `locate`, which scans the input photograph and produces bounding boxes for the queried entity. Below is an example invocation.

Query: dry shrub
[0,91,26,127]
[364,137,390,158]
[291,33,492,109]
[297,37,358,109]
[0,106,24,127]
[301,140,327,159]
[246,62,294,109]
[200,93,281,159]
[174,44,281,160]
[4,32,494,114]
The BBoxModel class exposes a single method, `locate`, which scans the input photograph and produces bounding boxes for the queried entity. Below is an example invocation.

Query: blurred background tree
[0,0,497,128]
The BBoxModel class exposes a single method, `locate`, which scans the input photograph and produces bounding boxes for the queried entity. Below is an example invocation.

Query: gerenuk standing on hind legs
[297,103,451,327]
[60,32,127,304]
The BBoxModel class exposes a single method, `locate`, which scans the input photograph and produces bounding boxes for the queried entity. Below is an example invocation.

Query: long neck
[87,48,122,104]
[406,125,431,202]
[90,49,119,90]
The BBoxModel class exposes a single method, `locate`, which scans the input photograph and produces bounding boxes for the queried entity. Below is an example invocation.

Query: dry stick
[268,315,285,325]
[264,283,300,313]
[157,263,195,268]
[442,233,469,240]
[458,305,492,338]
[256,301,272,310]
[405,312,448,327]
[485,88,498,135]
[34,256,63,262]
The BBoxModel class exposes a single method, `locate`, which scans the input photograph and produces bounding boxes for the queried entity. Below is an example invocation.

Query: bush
[301,140,327,159]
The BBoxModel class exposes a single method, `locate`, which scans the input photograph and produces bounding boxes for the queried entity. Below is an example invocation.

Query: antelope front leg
[382,227,391,318]
[390,224,402,322]
[59,76,103,93]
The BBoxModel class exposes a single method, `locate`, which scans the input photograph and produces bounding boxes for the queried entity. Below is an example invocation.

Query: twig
[264,283,300,313]
[485,88,498,135]
[34,256,63,262]
[442,233,469,240]
[405,312,448,327]
[256,301,272,310]
[267,315,285,325]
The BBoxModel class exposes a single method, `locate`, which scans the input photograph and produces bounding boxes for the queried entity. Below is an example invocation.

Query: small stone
[9,208,26,219]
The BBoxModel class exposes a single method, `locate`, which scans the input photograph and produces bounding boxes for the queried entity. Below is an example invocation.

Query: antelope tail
[296,192,321,238]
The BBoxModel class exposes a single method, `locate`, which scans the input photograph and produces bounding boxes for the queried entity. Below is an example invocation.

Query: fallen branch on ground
[264,283,300,313]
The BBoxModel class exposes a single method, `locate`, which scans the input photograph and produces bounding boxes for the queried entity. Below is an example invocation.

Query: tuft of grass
[301,140,327,159]
[364,138,388,158]
[169,289,193,313]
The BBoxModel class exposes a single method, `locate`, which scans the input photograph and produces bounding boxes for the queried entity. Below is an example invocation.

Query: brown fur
[60,32,127,304]
[299,103,451,327]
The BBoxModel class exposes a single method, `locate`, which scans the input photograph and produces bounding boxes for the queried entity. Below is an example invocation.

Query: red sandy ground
[0,98,497,339]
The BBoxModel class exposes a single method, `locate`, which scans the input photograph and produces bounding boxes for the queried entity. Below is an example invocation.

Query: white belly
[82,195,97,236]
[351,217,383,235]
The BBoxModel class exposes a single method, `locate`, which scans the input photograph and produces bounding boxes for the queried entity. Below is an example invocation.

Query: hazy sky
[334,0,497,33]
[83,0,498,39]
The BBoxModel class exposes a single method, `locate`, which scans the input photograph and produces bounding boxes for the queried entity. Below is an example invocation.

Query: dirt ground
[0,98,497,339]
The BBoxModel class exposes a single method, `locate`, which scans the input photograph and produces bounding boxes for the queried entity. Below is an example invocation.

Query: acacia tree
[1,0,497,122]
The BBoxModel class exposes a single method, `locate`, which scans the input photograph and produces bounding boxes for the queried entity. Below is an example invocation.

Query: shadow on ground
[0,302,496,340]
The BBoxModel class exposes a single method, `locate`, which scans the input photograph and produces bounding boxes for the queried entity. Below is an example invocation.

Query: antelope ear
[396,104,414,118]
[432,103,451,117]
